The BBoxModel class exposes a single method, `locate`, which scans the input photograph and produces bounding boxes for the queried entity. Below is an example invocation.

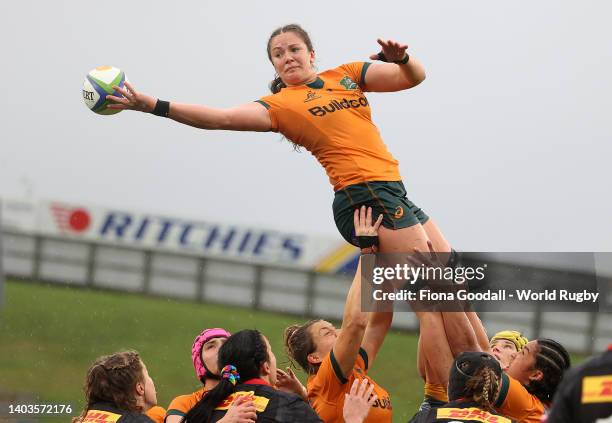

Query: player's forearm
[397,56,426,89]
[343,257,369,330]
[466,310,490,351]
[166,103,230,130]
[361,311,393,362]
[441,311,480,356]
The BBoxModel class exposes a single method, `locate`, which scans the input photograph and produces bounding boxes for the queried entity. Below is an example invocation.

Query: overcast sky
[1,0,610,252]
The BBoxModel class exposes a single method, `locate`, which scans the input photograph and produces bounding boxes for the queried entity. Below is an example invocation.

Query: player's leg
[414,310,453,412]
[420,219,485,355]
[415,311,454,385]
[421,218,451,255]
[333,181,450,254]
[377,224,430,253]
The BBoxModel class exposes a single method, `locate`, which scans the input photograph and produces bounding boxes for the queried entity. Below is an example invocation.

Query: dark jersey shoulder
[210,383,321,423]
[408,401,515,423]
[547,350,612,423]
[85,403,154,423]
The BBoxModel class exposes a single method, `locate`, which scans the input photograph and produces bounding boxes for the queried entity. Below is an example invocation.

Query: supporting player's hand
[343,378,377,423]
[408,240,445,268]
[354,206,383,253]
[275,367,308,401]
[369,38,408,63]
[106,81,156,113]
[219,394,257,423]
[354,206,383,237]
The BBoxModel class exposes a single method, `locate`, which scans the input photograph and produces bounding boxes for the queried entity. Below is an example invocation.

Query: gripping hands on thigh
[354,206,383,254]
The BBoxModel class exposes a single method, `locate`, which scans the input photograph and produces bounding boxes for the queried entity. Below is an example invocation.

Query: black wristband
[376,52,409,65]
[395,54,410,65]
[357,235,379,249]
[151,99,170,117]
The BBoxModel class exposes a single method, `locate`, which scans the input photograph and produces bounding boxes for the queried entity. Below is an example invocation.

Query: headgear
[490,330,529,352]
[191,328,231,381]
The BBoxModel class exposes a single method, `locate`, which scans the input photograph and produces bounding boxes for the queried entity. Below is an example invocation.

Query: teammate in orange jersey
[283,206,393,423]
[107,24,453,259]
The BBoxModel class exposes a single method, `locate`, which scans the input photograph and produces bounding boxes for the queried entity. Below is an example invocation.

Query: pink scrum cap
[191,328,231,380]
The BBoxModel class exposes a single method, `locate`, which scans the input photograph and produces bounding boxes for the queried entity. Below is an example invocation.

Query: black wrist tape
[377,52,389,62]
[396,54,410,64]
[152,99,170,117]
[357,235,379,249]
[376,52,409,65]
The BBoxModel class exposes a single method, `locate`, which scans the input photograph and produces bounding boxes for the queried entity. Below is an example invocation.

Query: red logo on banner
[50,203,91,232]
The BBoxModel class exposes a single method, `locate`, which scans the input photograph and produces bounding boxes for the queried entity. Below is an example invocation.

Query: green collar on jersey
[306,77,324,89]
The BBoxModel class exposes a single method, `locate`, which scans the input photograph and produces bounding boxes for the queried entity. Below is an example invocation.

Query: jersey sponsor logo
[372,396,392,410]
[50,203,92,232]
[215,391,269,412]
[339,75,358,90]
[308,96,369,117]
[304,90,321,102]
[394,206,404,219]
[582,375,612,403]
[83,410,122,422]
[436,407,511,423]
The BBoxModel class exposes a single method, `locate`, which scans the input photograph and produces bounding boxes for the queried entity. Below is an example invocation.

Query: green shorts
[332,181,429,247]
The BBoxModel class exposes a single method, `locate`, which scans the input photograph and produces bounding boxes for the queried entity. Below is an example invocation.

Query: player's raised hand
[354,206,383,237]
[343,378,377,423]
[369,38,409,63]
[276,367,308,400]
[107,81,156,113]
[354,206,383,254]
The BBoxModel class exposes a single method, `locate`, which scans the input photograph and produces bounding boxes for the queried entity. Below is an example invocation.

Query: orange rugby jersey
[165,387,207,421]
[307,347,392,423]
[145,406,166,423]
[494,373,545,423]
[257,62,401,191]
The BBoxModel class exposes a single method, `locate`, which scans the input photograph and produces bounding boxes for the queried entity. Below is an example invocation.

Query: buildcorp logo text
[308,96,369,117]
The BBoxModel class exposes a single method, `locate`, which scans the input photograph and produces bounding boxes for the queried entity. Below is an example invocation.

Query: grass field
[0,280,425,422]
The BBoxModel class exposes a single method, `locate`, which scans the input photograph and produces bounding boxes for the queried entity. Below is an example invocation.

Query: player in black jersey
[72,350,157,423]
[184,329,321,423]
[547,342,612,423]
[410,352,516,423]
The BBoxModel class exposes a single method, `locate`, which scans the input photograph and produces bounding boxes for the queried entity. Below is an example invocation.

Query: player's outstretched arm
[106,81,272,132]
[333,207,383,378]
[363,38,426,93]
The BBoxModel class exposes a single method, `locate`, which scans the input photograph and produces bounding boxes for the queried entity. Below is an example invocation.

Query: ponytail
[465,367,499,410]
[269,75,286,94]
[183,330,269,423]
[182,376,236,423]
